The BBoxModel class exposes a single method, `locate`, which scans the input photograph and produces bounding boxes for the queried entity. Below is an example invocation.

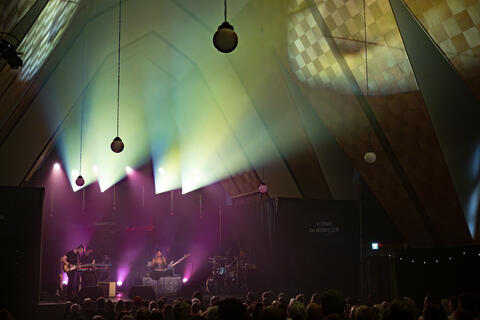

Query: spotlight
[213,21,238,53]
[364,151,377,164]
[111,136,124,153]
[0,33,23,69]
[182,278,188,283]
[116,280,123,286]
[75,175,85,187]
[158,167,165,174]
[93,165,99,173]
[53,163,61,171]
[125,166,133,174]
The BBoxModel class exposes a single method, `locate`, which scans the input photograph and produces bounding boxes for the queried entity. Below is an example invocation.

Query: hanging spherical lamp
[111,136,124,153]
[213,22,238,53]
[364,151,377,164]
[213,0,238,53]
[258,182,268,194]
[75,175,85,187]
[110,0,124,154]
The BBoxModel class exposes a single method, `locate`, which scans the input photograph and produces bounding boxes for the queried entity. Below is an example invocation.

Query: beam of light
[53,163,61,171]
[125,166,133,175]
[62,272,69,285]
[56,53,150,193]
[116,266,129,287]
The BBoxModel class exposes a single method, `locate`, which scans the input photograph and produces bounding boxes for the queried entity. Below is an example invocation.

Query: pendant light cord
[364,0,372,150]
[80,24,87,175]
[116,0,122,137]
[224,0,227,22]
[364,0,368,97]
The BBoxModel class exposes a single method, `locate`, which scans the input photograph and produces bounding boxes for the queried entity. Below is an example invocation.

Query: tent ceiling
[0,0,478,246]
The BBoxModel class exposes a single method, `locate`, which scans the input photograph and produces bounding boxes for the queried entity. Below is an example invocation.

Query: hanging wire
[116,0,122,137]
[363,0,368,97]
[224,0,227,22]
[364,0,371,151]
[79,23,87,175]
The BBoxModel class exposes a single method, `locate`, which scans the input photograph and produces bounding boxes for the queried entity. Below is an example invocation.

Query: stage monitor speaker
[128,286,156,300]
[97,282,116,297]
[79,286,105,300]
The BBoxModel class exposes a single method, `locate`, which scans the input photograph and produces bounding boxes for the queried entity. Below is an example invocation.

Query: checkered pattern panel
[287,0,418,95]
[404,0,480,97]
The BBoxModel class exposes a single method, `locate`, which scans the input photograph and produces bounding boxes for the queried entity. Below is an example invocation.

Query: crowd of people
[1,289,479,320]
[58,290,480,320]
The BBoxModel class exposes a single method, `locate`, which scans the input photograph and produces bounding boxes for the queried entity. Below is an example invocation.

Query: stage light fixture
[182,278,188,283]
[0,32,23,69]
[125,166,133,174]
[213,0,238,53]
[116,280,123,286]
[75,175,85,187]
[53,163,61,171]
[158,167,165,174]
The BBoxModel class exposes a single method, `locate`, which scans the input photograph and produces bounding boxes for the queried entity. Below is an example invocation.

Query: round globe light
[258,183,268,194]
[111,136,124,153]
[364,151,377,164]
[75,175,85,187]
[213,21,238,53]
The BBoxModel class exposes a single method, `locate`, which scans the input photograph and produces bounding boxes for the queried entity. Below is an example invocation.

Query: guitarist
[61,244,84,300]
[151,249,168,271]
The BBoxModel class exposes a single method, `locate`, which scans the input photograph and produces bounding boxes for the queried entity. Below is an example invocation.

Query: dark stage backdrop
[222,198,361,297]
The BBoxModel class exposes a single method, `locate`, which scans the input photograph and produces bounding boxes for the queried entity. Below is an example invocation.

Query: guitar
[154,253,190,271]
[63,263,79,272]
[63,263,110,272]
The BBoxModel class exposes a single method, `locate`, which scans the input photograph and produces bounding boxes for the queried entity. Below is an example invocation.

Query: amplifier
[97,281,116,297]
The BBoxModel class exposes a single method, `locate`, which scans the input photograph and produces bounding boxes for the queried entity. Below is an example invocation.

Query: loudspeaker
[78,286,105,300]
[128,286,156,300]
[97,282,116,297]
[0,186,44,319]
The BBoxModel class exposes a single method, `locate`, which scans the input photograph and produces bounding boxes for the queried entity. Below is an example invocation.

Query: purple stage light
[53,163,61,171]
[116,280,123,286]
[182,277,188,283]
[62,272,69,285]
[125,166,133,175]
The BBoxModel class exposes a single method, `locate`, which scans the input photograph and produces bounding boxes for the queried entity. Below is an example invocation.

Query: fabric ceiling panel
[404,0,480,101]
[390,0,478,239]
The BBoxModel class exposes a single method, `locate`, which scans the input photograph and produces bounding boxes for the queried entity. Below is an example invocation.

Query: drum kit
[205,255,256,293]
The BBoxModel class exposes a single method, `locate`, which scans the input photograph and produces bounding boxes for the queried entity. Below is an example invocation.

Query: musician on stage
[80,246,96,287]
[151,249,168,271]
[61,244,84,300]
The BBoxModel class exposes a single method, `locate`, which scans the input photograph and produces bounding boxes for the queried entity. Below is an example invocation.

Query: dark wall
[360,180,404,245]
[222,198,361,298]
[395,247,480,306]
[0,186,44,319]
